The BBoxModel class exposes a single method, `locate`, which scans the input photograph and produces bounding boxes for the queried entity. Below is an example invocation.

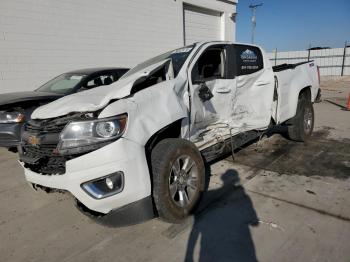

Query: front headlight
[58,114,127,152]
[0,111,25,124]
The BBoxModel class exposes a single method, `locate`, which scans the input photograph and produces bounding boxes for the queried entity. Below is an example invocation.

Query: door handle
[215,87,231,93]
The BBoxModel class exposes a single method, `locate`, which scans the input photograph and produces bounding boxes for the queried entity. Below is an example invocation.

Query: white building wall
[0,0,236,93]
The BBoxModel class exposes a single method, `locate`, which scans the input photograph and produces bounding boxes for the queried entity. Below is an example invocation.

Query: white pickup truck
[19,41,320,225]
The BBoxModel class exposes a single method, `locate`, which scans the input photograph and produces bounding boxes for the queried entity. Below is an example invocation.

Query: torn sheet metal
[30,41,319,152]
[230,67,275,129]
[99,79,189,146]
[187,46,276,149]
[31,59,173,119]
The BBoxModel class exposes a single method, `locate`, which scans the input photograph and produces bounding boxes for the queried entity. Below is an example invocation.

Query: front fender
[99,80,188,146]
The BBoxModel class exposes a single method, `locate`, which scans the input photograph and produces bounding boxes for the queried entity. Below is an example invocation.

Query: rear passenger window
[235,45,263,76]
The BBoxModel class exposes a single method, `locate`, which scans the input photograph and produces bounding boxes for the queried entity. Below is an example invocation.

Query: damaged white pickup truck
[19,41,321,225]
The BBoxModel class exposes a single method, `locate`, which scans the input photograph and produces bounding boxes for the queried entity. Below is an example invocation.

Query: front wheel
[287,98,314,141]
[151,138,205,223]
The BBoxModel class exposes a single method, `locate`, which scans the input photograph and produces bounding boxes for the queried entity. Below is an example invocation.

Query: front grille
[22,144,68,174]
[25,120,67,133]
[20,113,93,175]
[25,113,89,133]
[23,144,57,158]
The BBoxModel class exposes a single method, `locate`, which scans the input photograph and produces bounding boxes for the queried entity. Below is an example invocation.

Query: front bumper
[0,123,22,147]
[20,138,152,214]
[76,196,155,226]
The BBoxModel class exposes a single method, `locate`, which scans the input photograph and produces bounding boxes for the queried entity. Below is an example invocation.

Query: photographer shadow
[185,168,259,262]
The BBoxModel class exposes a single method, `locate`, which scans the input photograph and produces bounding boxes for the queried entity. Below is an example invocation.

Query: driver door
[188,44,237,136]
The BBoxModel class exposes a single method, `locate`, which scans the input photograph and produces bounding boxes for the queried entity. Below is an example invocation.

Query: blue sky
[236,0,350,52]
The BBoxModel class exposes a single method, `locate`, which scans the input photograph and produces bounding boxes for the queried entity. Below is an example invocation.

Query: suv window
[82,73,119,90]
[234,44,263,76]
[191,46,227,83]
[36,74,85,94]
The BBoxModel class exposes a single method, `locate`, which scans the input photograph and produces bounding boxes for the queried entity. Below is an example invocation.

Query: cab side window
[234,45,263,76]
[192,46,227,83]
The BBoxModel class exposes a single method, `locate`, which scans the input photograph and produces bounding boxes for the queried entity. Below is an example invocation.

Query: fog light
[81,172,124,199]
[105,177,114,189]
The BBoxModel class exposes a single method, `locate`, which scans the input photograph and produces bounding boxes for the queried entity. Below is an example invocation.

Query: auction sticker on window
[240,49,258,63]
[240,49,259,70]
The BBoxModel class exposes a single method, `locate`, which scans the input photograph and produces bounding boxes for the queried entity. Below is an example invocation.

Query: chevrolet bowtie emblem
[28,135,40,146]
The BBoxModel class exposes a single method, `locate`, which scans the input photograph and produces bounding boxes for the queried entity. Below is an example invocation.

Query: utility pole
[341,41,348,76]
[249,3,263,44]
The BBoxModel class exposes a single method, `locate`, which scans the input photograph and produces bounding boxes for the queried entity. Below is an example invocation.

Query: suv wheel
[151,138,205,223]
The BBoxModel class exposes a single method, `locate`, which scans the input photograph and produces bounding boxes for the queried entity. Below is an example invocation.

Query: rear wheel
[151,138,205,223]
[287,97,314,141]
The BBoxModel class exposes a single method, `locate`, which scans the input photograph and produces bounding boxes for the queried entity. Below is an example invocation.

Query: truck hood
[0,91,63,107]
[32,59,172,119]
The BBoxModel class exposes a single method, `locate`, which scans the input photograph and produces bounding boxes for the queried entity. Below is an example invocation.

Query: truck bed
[273,60,320,124]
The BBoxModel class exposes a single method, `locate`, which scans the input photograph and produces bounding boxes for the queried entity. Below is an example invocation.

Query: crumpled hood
[31,60,171,119]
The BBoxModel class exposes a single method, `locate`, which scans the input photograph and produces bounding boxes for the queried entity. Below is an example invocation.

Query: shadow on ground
[183,126,350,261]
[184,169,259,262]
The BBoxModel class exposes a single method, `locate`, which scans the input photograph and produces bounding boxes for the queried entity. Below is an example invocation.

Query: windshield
[36,73,86,94]
[122,45,195,79]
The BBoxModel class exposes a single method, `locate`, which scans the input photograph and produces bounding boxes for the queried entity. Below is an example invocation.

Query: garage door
[183,4,222,45]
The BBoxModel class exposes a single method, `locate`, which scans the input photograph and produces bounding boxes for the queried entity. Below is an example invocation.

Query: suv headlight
[0,111,25,124]
[58,114,127,153]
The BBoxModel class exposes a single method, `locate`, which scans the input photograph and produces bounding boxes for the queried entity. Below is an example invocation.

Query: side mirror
[198,83,213,102]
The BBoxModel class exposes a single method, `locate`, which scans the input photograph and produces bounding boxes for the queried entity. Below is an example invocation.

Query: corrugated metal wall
[267,47,350,76]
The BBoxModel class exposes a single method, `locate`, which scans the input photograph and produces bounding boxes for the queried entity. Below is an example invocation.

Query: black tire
[287,97,314,141]
[151,138,205,223]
